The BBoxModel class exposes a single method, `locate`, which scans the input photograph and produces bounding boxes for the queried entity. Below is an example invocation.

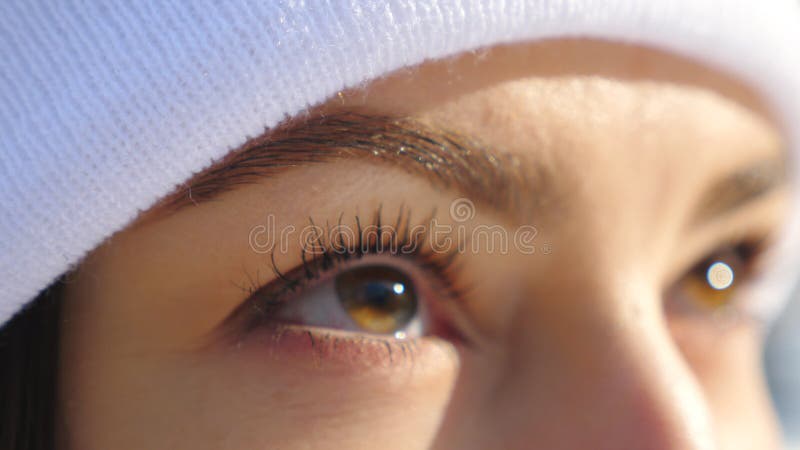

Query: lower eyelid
[242,323,437,373]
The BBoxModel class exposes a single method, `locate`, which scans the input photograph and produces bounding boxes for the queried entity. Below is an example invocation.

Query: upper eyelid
[263,207,461,300]
[218,207,462,336]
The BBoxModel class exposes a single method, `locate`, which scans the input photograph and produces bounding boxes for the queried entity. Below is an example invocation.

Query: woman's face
[58,40,790,450]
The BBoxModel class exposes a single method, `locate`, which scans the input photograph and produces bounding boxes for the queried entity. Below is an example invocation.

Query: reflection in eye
[668,242,762,314]
[336,265,419,335]
[707,262,734,290]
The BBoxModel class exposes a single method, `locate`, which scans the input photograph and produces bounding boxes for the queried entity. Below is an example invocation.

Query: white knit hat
[2,0,800,326]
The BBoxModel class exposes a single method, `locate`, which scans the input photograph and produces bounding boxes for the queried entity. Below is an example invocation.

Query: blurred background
[766,287,800,448]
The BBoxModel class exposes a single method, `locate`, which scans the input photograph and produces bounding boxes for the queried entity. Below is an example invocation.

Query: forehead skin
[59,40,787,450]
[324,39,783,283]
[326,39,774,120]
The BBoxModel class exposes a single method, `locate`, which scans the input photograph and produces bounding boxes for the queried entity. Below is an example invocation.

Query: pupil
[335,265,418,334]
[365,282,393,305]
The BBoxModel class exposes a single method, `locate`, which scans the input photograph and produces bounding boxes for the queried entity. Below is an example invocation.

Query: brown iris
[678,245,750,310]
[335,265,418,334]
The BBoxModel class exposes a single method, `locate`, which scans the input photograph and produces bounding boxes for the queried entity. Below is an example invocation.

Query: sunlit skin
[58,40,789,449]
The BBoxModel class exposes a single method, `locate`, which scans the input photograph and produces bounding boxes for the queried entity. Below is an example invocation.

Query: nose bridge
[492,285,716,450]
[594,324,714,450]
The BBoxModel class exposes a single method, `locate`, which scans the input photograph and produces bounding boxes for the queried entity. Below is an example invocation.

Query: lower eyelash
[227,205,465,334]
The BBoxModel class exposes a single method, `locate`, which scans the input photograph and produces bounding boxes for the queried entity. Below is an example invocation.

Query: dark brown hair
[0,282,62,450]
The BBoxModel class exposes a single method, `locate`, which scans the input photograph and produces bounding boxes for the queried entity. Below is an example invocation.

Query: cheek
[670,320,781,450]
[61,329,460,450]
[202,331,459,449]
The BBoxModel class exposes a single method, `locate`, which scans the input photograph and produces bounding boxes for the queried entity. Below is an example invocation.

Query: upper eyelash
[295,205,445,280]
[665,236,773,321]
[227,205,464,333]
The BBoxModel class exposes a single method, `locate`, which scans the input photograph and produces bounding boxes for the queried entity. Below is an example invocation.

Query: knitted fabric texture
[2,0,800,325]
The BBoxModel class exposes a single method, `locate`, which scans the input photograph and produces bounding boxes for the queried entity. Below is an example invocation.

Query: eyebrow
[691,159,788,226]
[151,112,785,227]
[155,113,546,219]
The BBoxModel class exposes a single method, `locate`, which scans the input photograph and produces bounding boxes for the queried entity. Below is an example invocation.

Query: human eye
[665,237,770,322]
[223,206,468,346]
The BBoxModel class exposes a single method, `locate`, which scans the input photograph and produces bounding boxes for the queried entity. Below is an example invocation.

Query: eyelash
[232,206,464,333]
[223,207,775,338]
[666,235,773,320]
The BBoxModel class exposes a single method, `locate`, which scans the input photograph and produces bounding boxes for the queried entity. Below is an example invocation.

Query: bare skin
[59,40,789,449]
